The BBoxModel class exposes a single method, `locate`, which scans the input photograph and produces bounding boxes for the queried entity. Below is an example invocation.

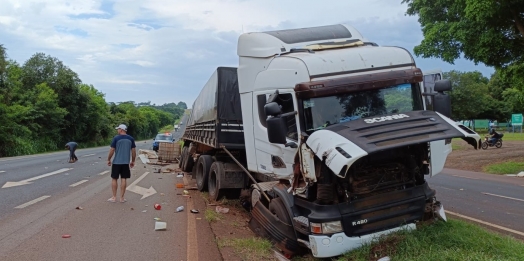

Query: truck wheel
[182,148,194,172]
[180,147,187,169]
[196,155,213,191]
[208,161,225,201]
[269,197,296,258]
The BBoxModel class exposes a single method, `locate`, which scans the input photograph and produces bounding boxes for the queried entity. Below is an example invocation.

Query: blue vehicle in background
[153,133,174,152]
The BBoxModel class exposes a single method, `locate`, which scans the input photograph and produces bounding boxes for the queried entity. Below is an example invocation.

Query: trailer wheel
[208,161,225,201]
[181,148,194,172]
[180,147,188,169]
[196,155,213,191]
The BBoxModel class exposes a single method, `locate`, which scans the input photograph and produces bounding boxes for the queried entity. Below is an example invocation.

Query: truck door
[252,91,299,178]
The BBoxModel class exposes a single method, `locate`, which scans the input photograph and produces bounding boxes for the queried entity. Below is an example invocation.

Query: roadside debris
[75,206,83,210]
[176,183,184,188]
[378,257,391,261]
[155,221,167,231]
[216,206,229,214]
[62,234,71,238]
[154,203,162,210]
[130,208,134,210]
[142,210,147,213]
[160,193,165,196]
[183,190,189,195]
[190,209,199,214]
[154,217,161,221]
[176,174,184,178]
[176,206,184,212]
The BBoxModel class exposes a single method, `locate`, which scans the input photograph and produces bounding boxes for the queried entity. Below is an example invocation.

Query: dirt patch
[445,139,524,172]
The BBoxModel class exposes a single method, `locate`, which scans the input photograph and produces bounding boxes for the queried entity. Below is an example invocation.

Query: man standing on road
[107,124,136,203]
[65,141,78,163]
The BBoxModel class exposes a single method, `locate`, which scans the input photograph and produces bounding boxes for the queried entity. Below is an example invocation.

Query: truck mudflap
[248,201,300,255]
[306,110,480,177]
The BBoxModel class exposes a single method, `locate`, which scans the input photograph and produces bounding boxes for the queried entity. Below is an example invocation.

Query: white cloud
[0,0,495,105]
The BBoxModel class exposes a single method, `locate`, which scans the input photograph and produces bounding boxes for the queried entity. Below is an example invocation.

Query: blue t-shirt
[110,135,136,164]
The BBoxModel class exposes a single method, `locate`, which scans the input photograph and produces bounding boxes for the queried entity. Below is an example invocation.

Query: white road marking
[15,196,51,209]
[69,180,89,187]
[452,175,479,180]
[2,168,73,188]
[482,192,524,202]
[82,154,96,157]
[0,171,5,173]
[98,171,109,176]
[446,210,524,237]
[127,172,157,199]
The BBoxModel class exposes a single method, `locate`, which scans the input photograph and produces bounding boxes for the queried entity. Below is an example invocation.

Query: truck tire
[182,147,194,172]
[208,161,225,201]
[269,197,296,258]
[180,147,188,170]
[196,155,213,191]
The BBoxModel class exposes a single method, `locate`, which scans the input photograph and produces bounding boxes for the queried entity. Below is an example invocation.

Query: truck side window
[257,93,298,141]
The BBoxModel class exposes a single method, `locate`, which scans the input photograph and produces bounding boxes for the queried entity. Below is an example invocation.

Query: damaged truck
[180,24,481,258]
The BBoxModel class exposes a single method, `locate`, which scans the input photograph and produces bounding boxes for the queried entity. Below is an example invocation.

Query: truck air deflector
[325,110,474,154]
[264,24,352,44]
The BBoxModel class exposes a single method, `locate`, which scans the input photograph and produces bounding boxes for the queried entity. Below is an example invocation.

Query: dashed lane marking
[82,154,96,157]
[69,180,89,187]
[98,171,109,176]
[452,175,479,180]
[482,192,524,202]
[446,210,524,237]
[15,196,51,209]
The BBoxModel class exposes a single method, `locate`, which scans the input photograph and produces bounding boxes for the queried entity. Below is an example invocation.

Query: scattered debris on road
[190,209,199,214]
[176,206,184,212]
[62,235,71,238]
[155,221,167,231]
[75,206,83,210]
[154,204,162,210]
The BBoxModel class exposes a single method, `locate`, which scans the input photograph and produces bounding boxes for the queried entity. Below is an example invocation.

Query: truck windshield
[302,83,423,133]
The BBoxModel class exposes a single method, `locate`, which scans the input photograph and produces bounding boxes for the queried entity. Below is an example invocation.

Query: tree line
[403,0,524,123]
[0,45,185,157]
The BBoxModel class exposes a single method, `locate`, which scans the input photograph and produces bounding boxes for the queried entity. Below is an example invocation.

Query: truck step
[293,216,309,227]
[251,181,279,192]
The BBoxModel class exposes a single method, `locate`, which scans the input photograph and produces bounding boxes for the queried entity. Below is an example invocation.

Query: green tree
[403,0,524,67]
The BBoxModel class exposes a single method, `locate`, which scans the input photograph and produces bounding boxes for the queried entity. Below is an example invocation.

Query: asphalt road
[0,115,212,260]
[429,168,524,238]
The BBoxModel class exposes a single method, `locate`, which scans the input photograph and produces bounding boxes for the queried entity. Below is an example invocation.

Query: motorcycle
[481,133,503,150]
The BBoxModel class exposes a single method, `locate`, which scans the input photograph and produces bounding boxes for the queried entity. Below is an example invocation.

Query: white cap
[115,124,127,131]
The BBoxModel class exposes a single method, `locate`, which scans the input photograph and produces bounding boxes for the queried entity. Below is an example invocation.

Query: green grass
[218,237,274,260]
[339,219,524,261]
[205,209,222,223]
[484,161,524,174]
[475,132,524,141]
[159,124,174,133]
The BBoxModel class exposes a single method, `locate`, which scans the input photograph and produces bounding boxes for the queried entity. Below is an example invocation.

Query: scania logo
[364,114,409,124]
[352,219,368,226]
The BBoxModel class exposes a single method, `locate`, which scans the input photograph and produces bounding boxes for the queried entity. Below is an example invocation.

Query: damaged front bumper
[308,223,416,258]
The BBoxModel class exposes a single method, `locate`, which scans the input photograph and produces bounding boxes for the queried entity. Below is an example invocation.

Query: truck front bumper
[308,223,415,258]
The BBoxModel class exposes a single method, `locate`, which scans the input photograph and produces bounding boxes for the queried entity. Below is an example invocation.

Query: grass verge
[340,219,524,261]
[218,237,274,260]
[205,209,221,223]
[483,161,524,174]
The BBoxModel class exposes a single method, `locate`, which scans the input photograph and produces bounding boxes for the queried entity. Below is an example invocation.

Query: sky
[0,0,495,106]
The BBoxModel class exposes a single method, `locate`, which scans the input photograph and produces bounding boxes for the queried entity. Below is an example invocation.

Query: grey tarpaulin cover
[188,67,242,126]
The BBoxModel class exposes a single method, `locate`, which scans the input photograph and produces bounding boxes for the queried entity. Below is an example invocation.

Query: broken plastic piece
[176,183,184,188]
[176,174,183,178]
[155,221,167,231]
[154,217,161,221]
[62,234,71,238]
[215,206,229,214]
[154,204,162,210]
[142,210,147,213]
[75,206,83,210]
[190,209,199,214]
[176,206,184,212]
[183,190,189,195]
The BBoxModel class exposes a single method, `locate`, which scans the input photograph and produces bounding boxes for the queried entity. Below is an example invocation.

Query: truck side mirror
[267,116,287,144]
[264,102,281,117]
[433,79,452,118]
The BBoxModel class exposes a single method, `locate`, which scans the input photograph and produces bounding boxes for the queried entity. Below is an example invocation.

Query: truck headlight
[310,221,343,234]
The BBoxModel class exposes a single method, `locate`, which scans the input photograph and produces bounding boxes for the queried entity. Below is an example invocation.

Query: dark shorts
[111,164,131,179]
